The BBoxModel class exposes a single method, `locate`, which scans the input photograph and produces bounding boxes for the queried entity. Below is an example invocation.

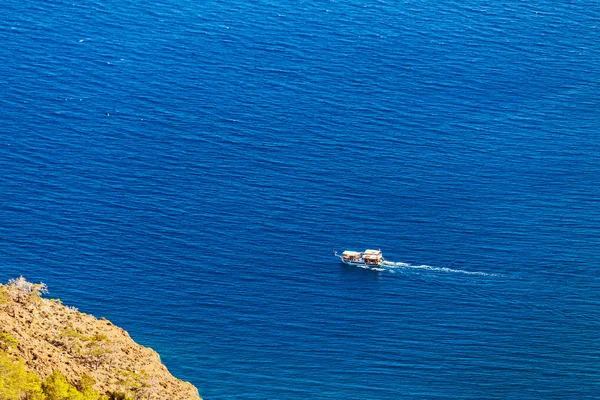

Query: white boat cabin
[341,249,383,265]
[363,249,383,265]
[341,250,362,262]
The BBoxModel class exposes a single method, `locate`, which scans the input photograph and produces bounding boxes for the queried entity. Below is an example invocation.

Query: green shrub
[58,329,112,370]
[107,392,130,400]
[76,373,96,392]
[0,332,18,351]
[0,286,9,305]
[77,374,101,400]
[42,370,84,400]
[0,351,45,400]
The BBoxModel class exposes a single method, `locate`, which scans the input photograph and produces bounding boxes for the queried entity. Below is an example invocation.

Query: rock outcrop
[0,277,201,400]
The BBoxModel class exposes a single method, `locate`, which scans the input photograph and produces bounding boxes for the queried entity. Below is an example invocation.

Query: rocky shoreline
[0,277,201,400]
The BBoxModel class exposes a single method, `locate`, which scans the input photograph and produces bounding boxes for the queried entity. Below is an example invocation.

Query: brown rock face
[0,280,201,400]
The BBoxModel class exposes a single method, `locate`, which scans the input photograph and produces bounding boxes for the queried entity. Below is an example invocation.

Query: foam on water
[345,260,498,276]
[384,261,499,277]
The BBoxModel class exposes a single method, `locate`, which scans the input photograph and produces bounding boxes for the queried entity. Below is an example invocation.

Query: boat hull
[339,257,385,268]
[335,250,387,268]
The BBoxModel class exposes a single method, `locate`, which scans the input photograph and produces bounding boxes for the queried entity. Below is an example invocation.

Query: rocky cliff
[0,277,201,400]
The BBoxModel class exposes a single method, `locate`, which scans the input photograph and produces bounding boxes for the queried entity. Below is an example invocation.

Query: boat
[334,249,385,267]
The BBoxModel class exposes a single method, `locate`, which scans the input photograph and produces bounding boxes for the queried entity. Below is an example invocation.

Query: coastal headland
[0,277,201,400]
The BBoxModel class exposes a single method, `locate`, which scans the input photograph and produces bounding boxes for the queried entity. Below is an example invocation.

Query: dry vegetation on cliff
[0,277,201,400]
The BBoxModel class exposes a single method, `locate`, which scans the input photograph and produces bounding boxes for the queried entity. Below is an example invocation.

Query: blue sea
[2,0,600,398]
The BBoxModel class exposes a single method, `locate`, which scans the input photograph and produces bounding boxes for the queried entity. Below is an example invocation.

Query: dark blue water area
[1,0,600,398]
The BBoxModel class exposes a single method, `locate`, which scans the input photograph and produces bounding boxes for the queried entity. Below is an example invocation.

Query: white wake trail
[383,261,497,276]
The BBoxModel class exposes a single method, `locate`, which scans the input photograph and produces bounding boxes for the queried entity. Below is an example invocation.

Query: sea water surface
[1,0,600,398]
